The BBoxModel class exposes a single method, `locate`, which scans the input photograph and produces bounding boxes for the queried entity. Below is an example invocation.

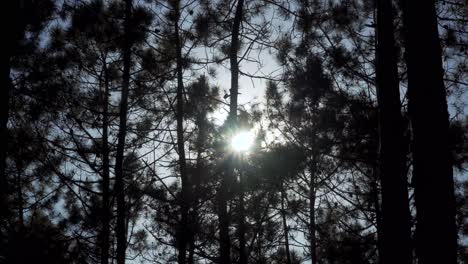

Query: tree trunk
[1,0,24,234]
[188,119,205,264]
[375,0,412,263]
[281,187,292,264]
[100,59,111,264]
[370,167,384,264]
[187,156,199,264]
[402,0,457,263]
[115,0,132,263]
[187,175,199,264]
[309,162,317,264]
[228,0,243,119]
[309,119,318,264]
[0,40,11,236]
[218,184,231,264]
[174,1,189,263]
[218,0,244,263]
[15,161,23,231]
[238,167,247,264]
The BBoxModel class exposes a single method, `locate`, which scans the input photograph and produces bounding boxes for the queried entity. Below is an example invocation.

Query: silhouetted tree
[1,0,466,263]
[375,0,412,263]
[402,0,458,263]
[219,0,245,263]
[114,0,133,263]
[1,0,55,239]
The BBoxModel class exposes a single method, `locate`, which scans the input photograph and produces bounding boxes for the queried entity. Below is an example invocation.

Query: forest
[1,0,467,263]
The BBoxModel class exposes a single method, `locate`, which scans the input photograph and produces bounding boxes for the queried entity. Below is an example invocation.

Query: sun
[231,131,255,152]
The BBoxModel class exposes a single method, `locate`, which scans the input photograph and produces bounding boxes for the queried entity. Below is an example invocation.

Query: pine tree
[1,0,55,239]
[219,0,245,263]
[375,0,412,262]
[115,0,133,262]
[402,0,458,263]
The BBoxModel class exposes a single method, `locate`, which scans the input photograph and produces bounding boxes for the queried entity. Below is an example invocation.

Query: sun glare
[231,131,255,152]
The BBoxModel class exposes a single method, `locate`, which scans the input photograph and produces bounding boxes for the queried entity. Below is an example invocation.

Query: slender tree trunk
[375,0,412,263]
[308,120,318,264]
[15,161,23,231]
[218,0,244,263]
[1,0,29,237]
[188,121,205,264]
[238,167,247,264]
[370,167,384,264]
[174,1,189,263]
[228,0,244,118]
[0,43,11,236]
[187,155,199,264]
[1,0,23,234]
[188,115,211,263]
[309,162,317,264]
[281,187,292,264]
[100,59,111,264]
[187,189,198,264]
[187,192,197,264]
[218,181,231,264]
[115,1,132,263]
[402,0,457,263]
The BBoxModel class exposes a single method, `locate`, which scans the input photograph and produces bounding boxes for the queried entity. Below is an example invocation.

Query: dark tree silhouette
[1,0,466,263]
[402,0,458,263]
[218,0,245,263]
[2,0,55,239]
[375,0,412,263]
[115,0,133,263]
[172,1,190,262]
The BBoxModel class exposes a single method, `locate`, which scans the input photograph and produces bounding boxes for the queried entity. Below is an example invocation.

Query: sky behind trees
[1,0,467,264]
